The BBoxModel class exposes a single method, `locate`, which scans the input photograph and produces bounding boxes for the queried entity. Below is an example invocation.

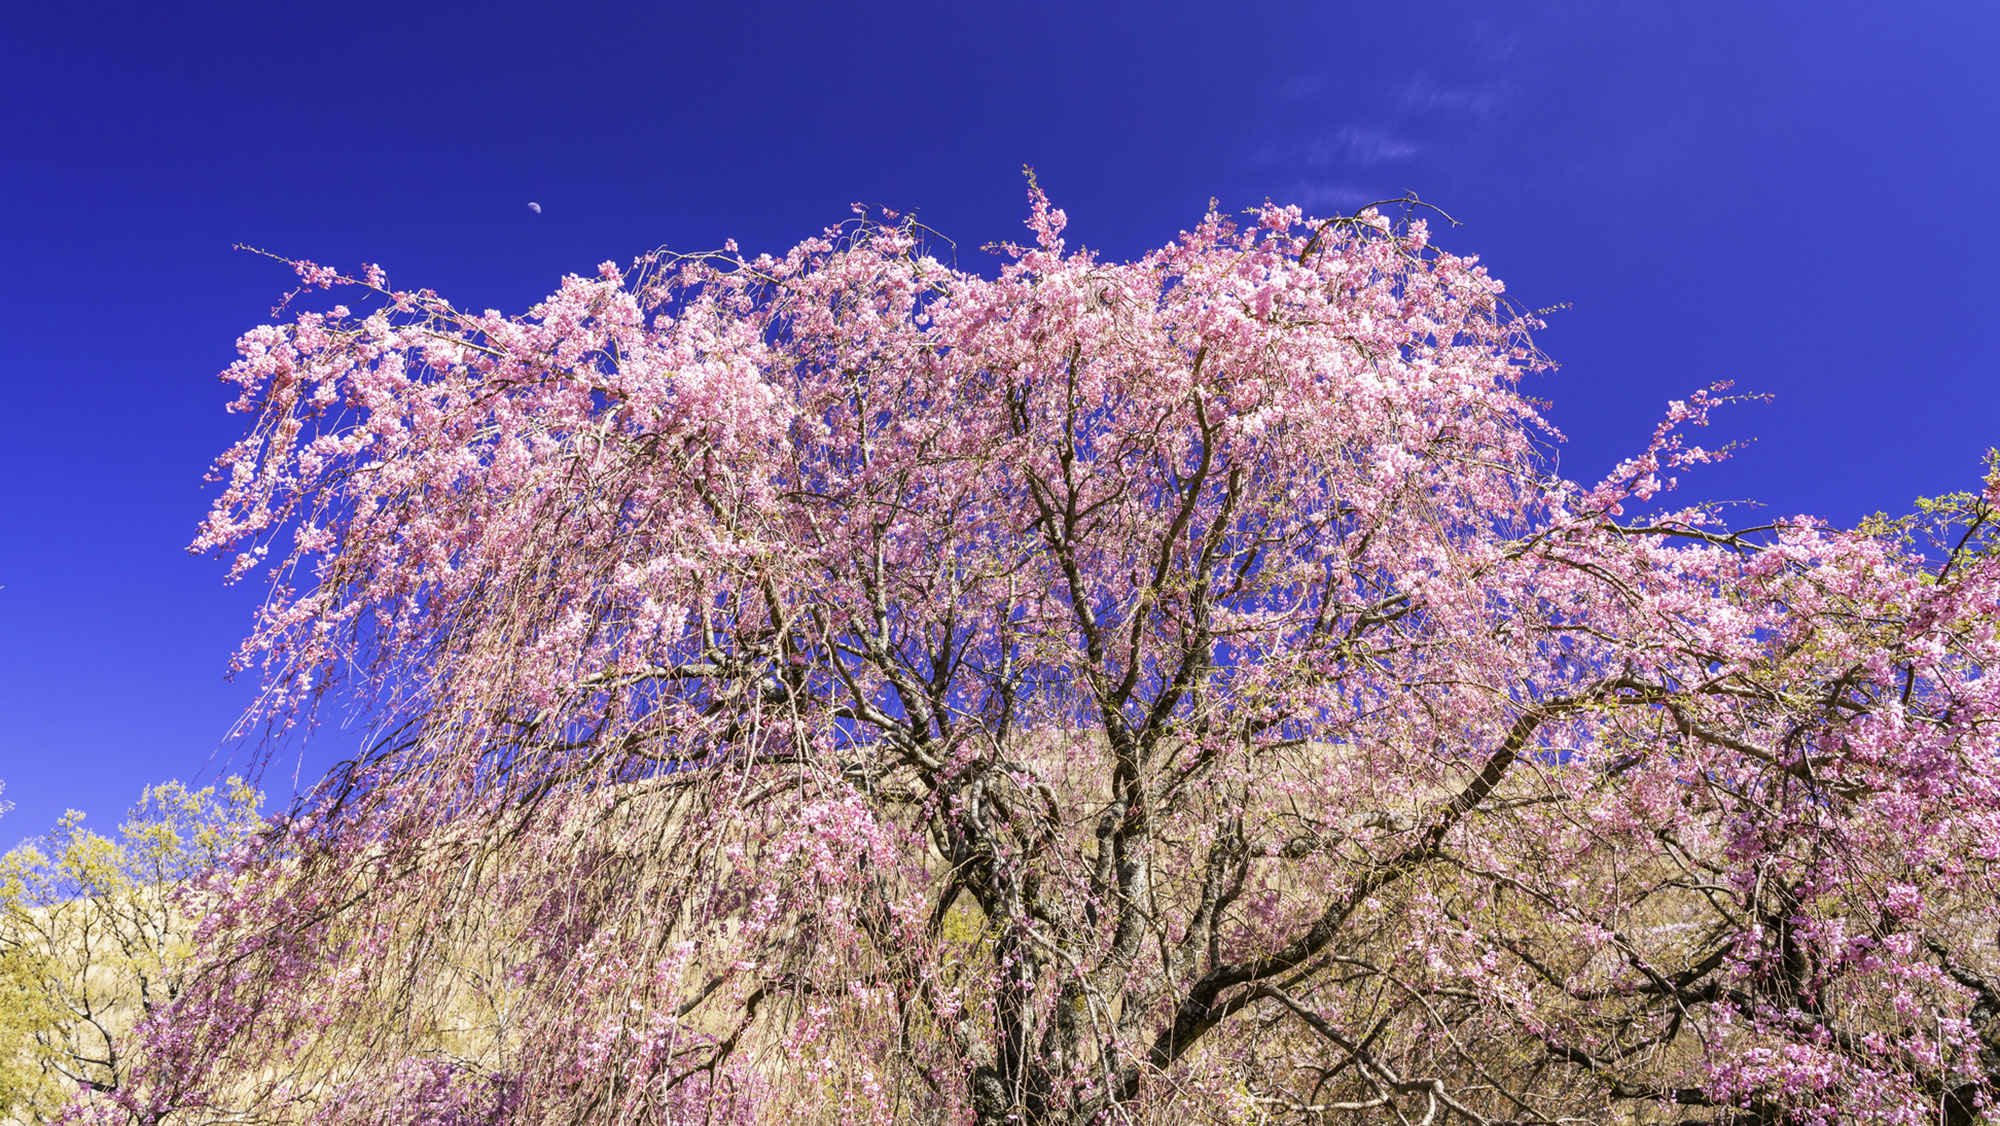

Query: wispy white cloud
[1281,181,1387,213]
[1280,74,1323,101]
[1238,21,1533,212]
[1391,74,1502,119]
[1255,126,1420,170]
[1328,125,1420,166]
[1463,20,1526,66]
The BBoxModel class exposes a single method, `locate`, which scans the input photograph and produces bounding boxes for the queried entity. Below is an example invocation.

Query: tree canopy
[109,193,2000,1125]
[0,780,262,1124]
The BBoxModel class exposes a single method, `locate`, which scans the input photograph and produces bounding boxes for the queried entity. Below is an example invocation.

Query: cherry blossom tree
[122,191,2000,1125]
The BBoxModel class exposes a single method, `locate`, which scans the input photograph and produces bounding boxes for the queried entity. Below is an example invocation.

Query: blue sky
[2,0,1995,843]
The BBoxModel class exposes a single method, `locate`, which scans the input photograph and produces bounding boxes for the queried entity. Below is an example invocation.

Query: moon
[527,202,542,214]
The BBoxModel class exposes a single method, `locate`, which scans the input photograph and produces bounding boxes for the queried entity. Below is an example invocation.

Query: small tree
[0,781,262,1123]
[0,781,42,1120]
[152,193,2000,1125]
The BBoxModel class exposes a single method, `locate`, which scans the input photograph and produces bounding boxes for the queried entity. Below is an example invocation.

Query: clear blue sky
[3,1,1996,844]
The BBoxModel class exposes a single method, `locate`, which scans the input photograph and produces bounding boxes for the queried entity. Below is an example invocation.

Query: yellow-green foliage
[0,783,55,1120]
[0,780,262,1125]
